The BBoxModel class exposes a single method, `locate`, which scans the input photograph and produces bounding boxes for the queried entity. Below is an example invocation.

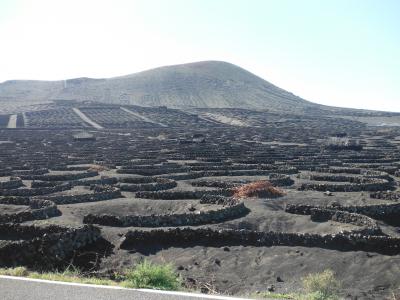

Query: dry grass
[0,267,115,286]
[233,180,285,198]
[255,269,341,300]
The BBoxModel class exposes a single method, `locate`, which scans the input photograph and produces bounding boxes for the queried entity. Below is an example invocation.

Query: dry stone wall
[0,183,72,197]
[119,178,177,192]
[0,223,100,267]
[286,203,400,226]
[83,195,249,227]
[0,197,60,223]
[120,227,400,255]
[0,177,24,189]
[39,187,121,205]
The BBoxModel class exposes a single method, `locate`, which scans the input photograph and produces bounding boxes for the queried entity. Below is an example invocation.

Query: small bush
[122,260,181,290]
[302,270,341,300]
[233,180,285,198]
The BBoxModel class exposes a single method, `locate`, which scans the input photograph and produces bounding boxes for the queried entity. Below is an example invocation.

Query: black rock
[186,277,196,284]
[267,284,275,292]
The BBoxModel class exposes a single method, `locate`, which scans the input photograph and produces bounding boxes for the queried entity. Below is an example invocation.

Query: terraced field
[0,102,400,299]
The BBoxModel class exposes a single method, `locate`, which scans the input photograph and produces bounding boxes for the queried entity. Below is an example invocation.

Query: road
[120,107,168,127]
[7,114,17,128]
[72,108,104,129]
[0,276,250,300]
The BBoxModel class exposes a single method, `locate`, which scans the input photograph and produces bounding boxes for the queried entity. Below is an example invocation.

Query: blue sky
[0,0,399,111]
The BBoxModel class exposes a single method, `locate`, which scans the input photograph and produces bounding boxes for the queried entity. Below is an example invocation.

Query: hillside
[0,61,321,112]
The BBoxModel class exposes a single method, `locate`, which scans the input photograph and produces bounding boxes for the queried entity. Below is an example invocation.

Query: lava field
[0,102,400,299]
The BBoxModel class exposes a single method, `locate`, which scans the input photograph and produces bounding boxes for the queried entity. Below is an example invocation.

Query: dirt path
[6,115,17,128]
[72,108,104,129]
[120,107,167,127]
[201,113,249,127]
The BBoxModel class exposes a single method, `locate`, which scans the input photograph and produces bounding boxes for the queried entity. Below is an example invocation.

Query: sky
[0,0,399,112]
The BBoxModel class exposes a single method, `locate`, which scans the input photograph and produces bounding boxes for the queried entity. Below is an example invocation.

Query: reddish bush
[233,180,285,198]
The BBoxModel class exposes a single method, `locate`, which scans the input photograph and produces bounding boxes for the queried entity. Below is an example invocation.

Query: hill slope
[0,61,321,112]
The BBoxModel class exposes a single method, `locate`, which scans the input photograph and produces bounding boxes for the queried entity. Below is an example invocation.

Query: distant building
[73,131,96,141]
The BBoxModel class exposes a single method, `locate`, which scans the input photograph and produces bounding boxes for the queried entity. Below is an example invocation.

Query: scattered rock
[186,277,196,284]
[267,285,275,292]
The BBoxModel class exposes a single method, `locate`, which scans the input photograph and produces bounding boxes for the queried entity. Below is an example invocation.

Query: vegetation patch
[233,180,286,198]
[0,261,181,291]
[121,260,181,290]
[255,270,341,300]
[302,270,341,300]
[0,266,115,286]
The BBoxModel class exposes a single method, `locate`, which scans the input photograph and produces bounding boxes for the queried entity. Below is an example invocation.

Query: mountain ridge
[0,61,319,112]
[0,61,390,115]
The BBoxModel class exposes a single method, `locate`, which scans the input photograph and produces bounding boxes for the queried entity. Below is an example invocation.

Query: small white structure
[73,131,95,141]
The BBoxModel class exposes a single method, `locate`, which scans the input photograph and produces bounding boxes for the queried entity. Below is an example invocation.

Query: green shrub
[122,260,181,290]
[302,270,341,300]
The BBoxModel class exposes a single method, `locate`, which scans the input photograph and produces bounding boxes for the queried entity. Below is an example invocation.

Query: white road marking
[7,114,17,128]
[0,276,250,300]
[72,108,104,129]
[120,107,167,127]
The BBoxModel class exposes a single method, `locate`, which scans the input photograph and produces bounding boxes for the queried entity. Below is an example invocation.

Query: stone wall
[0,197,60,223]
[370,191,400,201]
[120,227,400,255]
[19,171,99,181]
[0,183,72,197]
[135,189,233,200]
[39,187,121,205]
[73,176,118,187]
[286,203,400,226]
[83,195,248,227]
[31,181,62,188]
[119,178,177,192]
[299,177,391,192]
[190,175,294,189]
[0,177,24,189]
[303,173,389,183]
[268,174,295,186]
[309,208,381,235]
[191,180,237,189]
[117,167,188,176]
[0,223,100,267]
[11,168,49,176]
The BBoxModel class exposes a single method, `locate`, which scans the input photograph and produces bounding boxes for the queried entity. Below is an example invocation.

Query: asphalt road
[0,276,249,300]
